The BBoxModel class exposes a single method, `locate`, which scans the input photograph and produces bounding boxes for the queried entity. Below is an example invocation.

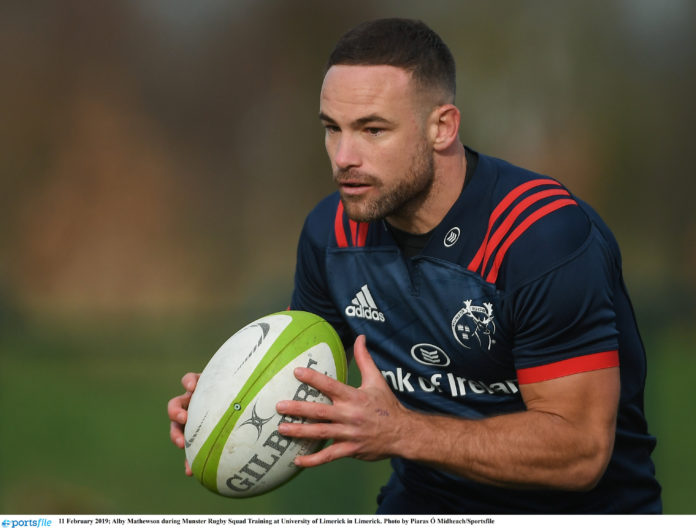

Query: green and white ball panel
[218,342,337,496]
[184,311,346,498]
[184,313,293,460]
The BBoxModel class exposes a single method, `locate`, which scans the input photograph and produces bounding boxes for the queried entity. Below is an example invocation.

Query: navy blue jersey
[290,151,661,513]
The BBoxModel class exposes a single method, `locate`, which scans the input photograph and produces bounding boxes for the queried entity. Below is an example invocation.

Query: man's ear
[429,104,461,152]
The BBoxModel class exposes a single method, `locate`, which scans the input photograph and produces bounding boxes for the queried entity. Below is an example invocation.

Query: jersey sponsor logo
[451,299,496,350]
[344,284,386,323]
[410,343,451,367]
[444,226,460,247]
[380,366,519,399]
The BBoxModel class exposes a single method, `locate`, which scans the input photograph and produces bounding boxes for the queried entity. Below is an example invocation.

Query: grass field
[0,316,392,514]
[642,326,696,513]
[1,316,694,514]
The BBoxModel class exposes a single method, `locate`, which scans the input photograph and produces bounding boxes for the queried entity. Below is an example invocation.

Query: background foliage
[1,0,694,514]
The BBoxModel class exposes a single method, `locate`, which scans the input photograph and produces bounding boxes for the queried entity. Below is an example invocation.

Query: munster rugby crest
[451,299,496,350]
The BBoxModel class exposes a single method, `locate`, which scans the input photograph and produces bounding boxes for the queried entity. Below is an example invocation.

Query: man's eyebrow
[318,112,393,127]
[318,112,337,123]
[354,114,392,126]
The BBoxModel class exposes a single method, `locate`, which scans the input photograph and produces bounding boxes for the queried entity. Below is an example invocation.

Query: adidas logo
[345,284,386,323]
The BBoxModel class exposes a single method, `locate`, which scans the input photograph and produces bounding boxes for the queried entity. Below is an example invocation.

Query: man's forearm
[393,406,614,491]
[277,340,620,489]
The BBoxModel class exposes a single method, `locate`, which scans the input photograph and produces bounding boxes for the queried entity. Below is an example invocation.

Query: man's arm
[276,335,619,491]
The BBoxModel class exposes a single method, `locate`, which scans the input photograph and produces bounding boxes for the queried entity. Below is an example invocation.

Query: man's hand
[275,334,619,491]
[276,334,411,467]
[167,372,200,476]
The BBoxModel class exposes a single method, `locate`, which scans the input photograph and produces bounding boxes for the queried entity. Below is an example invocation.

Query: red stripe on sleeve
[517,350,619,384]
[334,201,349,248]
[485,198,577,283]
[468,179,561,273]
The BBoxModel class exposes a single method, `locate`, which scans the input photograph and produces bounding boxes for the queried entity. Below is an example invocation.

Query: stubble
[334,141,435,224]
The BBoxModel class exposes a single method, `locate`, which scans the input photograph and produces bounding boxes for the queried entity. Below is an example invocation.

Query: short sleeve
[508,229,620,384]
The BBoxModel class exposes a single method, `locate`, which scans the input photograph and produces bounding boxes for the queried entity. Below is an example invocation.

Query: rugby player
[169,18,661,513]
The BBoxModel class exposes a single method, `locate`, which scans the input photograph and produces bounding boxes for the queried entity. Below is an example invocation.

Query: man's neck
[386,142,468,234]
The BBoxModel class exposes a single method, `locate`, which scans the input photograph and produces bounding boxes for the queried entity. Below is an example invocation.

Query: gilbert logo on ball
[184,311,347,497]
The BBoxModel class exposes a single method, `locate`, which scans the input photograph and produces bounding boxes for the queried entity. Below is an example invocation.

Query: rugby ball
[184,310,347,498]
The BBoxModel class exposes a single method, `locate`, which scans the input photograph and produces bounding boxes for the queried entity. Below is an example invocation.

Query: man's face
[319,65,435,224]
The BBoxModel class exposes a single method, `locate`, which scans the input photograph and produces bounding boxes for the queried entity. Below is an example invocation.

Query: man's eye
[366,128,384,136]
[324,125,340,134]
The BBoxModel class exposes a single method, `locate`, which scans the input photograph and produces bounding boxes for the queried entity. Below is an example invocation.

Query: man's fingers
[294,441,357,468]
[168,372,200,444]
[170,420,186,448]
[277,420,348,441]
[292,365,353,400]
[167,393,190,423]
[276,400,339,424]
[352,335,383,387]
[181,372,200,393]
[168,371,200,476]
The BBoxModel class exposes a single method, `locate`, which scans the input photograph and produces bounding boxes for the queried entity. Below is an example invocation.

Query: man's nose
[333,135,361,170]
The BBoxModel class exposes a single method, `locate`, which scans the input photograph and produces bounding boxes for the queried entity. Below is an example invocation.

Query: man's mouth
[338,180,372,196]
[334,170,378,196]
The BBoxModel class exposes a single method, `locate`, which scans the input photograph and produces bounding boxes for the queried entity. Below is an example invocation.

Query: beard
[333,141,435,224]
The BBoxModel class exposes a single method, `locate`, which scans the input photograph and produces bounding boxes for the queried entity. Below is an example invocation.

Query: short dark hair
[327,18,456,102]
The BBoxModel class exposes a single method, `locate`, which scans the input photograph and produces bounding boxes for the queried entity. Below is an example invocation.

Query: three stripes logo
[345,284,386,323]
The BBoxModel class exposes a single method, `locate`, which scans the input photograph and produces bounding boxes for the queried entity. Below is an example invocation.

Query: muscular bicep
[398,365,621,491]
[520,366,620,482]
